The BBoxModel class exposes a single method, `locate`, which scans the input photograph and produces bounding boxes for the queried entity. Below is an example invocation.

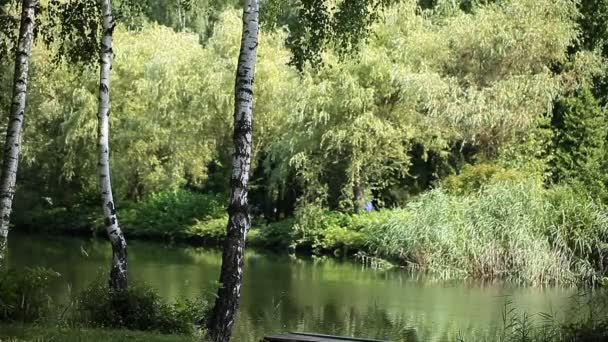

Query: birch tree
[0,0,37,269]
[206,0,259,340]
[97,0,127,291]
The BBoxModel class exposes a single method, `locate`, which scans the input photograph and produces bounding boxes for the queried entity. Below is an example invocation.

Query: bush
[186,216,229,242]
[289,205,397,253]
[10,190,227,240]
[0,267,60,323]
[120,190,226,238]
[293,205,355,251]
[248,218,295,250]
[76,279,207,335]
[442,163,530,195]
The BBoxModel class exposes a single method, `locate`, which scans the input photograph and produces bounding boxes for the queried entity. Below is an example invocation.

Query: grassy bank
[0,268,209,340]
[365,180,608,284]
[11,175,608,285]
[3,298,608,342]
[0,323,200,342]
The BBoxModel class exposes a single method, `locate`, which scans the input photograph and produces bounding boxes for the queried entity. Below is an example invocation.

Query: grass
[363,179,608,284]
[457,293,608,342]
[0,323,200,342]
[1,269,208,339]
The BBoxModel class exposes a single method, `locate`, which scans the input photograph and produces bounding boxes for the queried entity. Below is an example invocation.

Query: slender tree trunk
[176,0,186,32]
[353,181,365,213]
[207,1,259,340]
[0,0,37,269]
[97,0,127,292]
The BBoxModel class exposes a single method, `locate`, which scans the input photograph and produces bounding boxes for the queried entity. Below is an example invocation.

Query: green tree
[268,0,577,211]
[551,87,607,198]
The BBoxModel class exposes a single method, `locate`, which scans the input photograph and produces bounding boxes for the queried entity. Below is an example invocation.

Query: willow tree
[0,0,37,268]
[265,0,579,210]
[206,0,259,340]
[97,0,127,291]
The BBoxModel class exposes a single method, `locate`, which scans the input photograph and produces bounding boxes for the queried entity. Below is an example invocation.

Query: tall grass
[459,292,608,342]
[363,179,608,284]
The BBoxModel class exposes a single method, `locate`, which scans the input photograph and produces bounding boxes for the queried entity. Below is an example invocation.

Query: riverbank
[0,323,200,342]
[3,304,608,342]
[11,176,608,285]
[4,233,608,342]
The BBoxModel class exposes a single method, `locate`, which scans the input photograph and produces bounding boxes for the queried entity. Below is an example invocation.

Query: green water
[7,233,578,341]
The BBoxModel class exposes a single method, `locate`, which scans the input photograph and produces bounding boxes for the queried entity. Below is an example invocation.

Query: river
[6,233,579,341]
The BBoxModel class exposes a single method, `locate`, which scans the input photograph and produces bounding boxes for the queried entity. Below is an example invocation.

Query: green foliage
[44,0,101,66]
[76,278,207,335]
[365,178,608,284]
[118,0,240,41]
[269,0,578,210]
[292,204,393,252]
[186,216,228,242]
[442,163,531,195]
[0,1,18,61]
[119,190,225,239]
[546,184,608,275]
[575,0,608,56]
[19,26,219,201]
[0,267,60,323]
[550,87,608,199]
[11,186,98,234]
[3,0,608,287]
[284,0,397,70]
[10,11,297,204]
[247,219,295,250]
[2,0,586,215]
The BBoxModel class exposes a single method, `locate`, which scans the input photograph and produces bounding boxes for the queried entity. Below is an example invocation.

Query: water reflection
[7,233,576,341]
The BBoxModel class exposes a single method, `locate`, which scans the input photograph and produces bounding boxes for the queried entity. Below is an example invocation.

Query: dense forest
[2,0,608,341]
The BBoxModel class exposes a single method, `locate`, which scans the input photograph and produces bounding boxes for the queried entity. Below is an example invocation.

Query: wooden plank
[263,332,388,342]
[263,333,324,342]
[289,332,387,341]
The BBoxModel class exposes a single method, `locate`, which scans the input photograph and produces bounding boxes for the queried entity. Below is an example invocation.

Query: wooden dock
[262,332,388,342]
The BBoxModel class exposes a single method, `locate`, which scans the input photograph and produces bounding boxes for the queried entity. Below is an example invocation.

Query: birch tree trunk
[97,0,127,292]
[207,0,259,340]
[176,0,186,32]
[0,0,37,269]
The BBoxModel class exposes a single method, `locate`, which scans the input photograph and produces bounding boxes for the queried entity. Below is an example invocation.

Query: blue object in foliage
[364,201,374,212]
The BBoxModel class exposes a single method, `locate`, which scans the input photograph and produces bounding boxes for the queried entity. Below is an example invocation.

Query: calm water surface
[7,233,578,341]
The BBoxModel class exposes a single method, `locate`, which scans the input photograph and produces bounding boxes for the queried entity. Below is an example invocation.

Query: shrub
[186,216,229,242]
[293,205,358,251]
[290,205,396,253]
[442,163,530,195]
[0,267,60,323]
[119,190,225,238]
[248,218,295,250]
[75,278,207,335]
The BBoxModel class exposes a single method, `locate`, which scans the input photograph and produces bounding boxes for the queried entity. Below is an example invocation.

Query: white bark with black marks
[207,0,259,340]
[177,0,186,32]
[0,0,37,269]
[97,0,127,292]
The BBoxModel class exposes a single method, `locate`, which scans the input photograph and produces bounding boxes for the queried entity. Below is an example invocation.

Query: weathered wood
[263,332,388,342]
